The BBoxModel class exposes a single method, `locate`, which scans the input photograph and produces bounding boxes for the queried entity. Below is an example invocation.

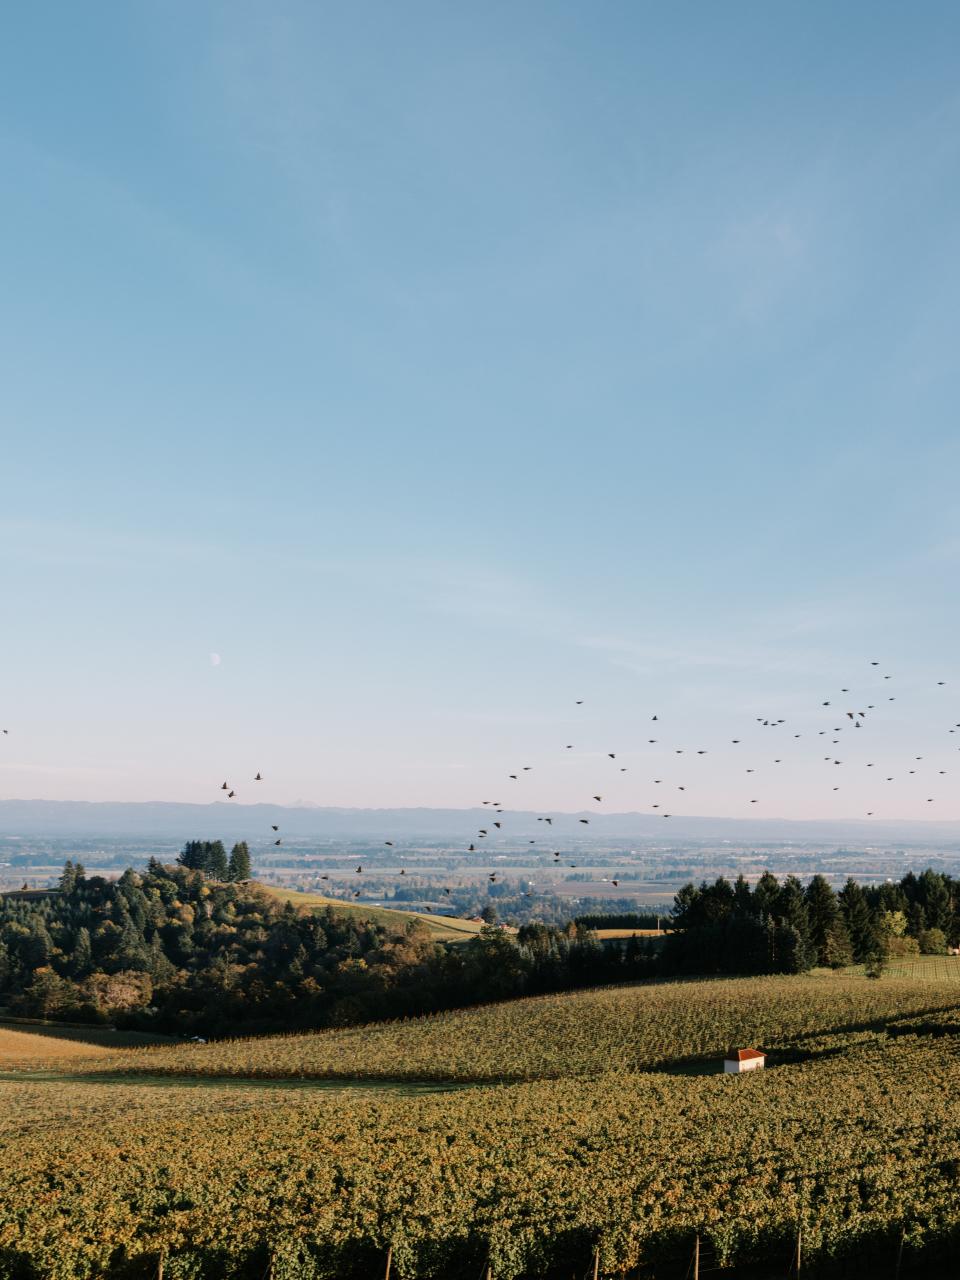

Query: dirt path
[0,1069,476,1094]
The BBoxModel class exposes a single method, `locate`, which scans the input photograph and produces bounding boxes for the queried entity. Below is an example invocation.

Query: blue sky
[2,2,960,818]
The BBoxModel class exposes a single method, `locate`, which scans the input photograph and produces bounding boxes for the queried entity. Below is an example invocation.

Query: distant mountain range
[1,799,960,846]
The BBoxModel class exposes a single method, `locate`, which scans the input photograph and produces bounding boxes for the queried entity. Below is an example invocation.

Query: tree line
[667,868,956,975]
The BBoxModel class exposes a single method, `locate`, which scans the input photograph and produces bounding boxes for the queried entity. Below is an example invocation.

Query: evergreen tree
[177,841,205,871]
[822,918,853,968]
[917,869,951,933]
[776,876,813,970]
[73,927,93,978]
[206,841,229,880]
[58,860,79,895]
[228,841,252,882]
[806,875,842,967]
[839,877,878,963]
[733,874,753,916]
[753,871,780,920]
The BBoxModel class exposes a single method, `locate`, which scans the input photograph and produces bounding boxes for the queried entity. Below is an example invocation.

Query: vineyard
[5,968,960,1277]
[37,966,960,1083]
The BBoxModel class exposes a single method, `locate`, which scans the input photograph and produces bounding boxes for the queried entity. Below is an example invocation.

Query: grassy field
[0,1023,174,1068]
[0,1026,116,1066]
[593,927,670,939]
[262,884,487,943]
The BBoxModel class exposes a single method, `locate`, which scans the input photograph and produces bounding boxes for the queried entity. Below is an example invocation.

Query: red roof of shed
[725,1048,765,1062]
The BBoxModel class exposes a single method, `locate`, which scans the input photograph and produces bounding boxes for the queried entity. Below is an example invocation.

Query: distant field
[593,927,671,939]
[262,885,486,943]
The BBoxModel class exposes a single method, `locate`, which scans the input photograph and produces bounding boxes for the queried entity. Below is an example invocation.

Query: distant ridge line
[1,798,959,843]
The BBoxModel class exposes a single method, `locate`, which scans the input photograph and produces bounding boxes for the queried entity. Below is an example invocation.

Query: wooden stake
[384,1245,393,1280]
[592,1244,599,1280]
[157,1256,164,1280]
[795,1224,802,1277]
[693,1233,700,1280]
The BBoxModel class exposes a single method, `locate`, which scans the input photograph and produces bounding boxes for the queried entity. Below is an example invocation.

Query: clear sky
[2,2,960,819]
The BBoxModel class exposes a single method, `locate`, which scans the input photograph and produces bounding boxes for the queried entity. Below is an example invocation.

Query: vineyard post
[794,1223,802,1277]
[693,1232,700,1280]
[384,1244,393,1280]
[592,1242,599,1280]
[157,1254,164,1280]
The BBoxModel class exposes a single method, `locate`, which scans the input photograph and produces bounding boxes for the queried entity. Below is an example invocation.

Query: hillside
[5,964,960,1276]
[39,961,960,1083]
[262,885,486,944]
[5,797,960,843]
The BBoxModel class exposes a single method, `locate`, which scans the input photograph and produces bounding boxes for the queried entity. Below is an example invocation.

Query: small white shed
[724,1048,765,1074]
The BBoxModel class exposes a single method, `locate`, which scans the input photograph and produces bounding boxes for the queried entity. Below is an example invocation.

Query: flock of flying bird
[211,662,958,909]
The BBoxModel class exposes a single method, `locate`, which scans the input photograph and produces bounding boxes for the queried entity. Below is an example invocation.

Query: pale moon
[209,652,221,667]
